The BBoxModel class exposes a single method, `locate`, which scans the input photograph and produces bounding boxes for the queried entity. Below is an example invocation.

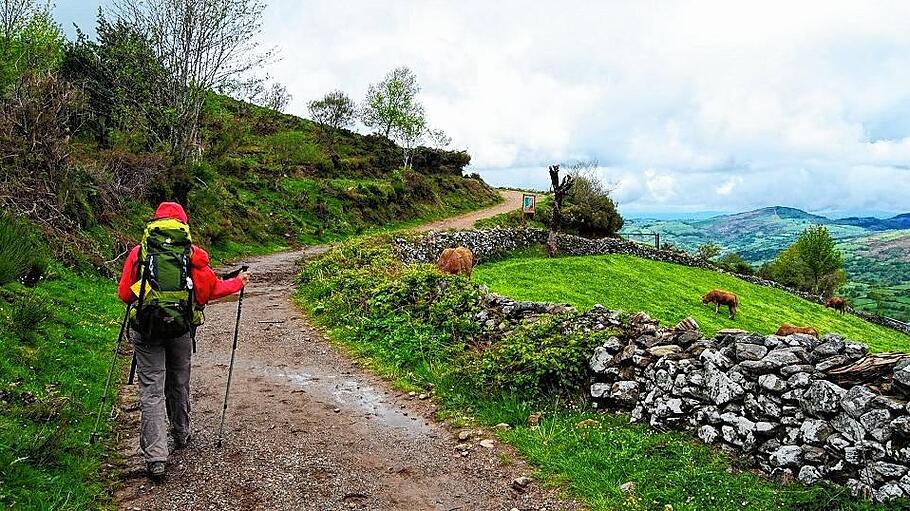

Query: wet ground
[115,196,579,510]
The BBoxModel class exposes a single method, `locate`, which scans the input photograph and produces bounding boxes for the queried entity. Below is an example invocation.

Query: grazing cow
[826,297,847,314]
[702,289,739,319]
[775,323,819,338]
[437,246,474,279]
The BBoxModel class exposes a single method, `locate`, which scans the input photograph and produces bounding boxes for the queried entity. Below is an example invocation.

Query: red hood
[153,202,188,223]
[191,245,210,268]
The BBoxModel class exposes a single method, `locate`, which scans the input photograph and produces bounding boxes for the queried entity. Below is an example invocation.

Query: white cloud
[715,176,741,196]
[55,0,910,214]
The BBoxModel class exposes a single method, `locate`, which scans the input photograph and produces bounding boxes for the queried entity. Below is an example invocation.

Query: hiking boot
[173,433,191,450]
[147,461,166,480]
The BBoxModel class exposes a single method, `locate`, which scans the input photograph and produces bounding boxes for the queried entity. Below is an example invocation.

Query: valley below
[623,206,910,322]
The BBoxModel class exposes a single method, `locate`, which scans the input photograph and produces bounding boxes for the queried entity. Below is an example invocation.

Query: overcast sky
[56,1,910,217]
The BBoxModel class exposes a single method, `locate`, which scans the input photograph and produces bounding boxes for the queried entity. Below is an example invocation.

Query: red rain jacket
[117,202,244,306]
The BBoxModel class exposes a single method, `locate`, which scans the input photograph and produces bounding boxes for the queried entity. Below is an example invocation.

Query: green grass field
[0,271,123,509]
[474,253,910,352]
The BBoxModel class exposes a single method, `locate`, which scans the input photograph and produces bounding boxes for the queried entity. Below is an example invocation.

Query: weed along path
[115,193,577,511]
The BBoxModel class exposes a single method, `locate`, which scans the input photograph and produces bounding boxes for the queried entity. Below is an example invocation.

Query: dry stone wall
[476,292,910,501]
[585,312,910,502]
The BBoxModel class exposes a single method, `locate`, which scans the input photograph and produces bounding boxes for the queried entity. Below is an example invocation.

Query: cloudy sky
[56,1,910,217]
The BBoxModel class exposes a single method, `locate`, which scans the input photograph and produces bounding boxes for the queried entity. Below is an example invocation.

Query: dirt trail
[414,189,525,232]
[115,192,577,511]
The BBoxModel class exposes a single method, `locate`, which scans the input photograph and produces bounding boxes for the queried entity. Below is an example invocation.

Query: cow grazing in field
[437,247,474,279]
[702,289,739,319]
[775,323,819,338]
[826,297,847,314]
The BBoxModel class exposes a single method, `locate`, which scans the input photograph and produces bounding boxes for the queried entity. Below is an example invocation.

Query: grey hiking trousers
[132,330,192,463]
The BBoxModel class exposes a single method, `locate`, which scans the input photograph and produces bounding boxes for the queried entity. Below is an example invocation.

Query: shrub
[717,252,754,275]
[697,242,721,261]
[268,131,330,170]
[9,292,52,342]
[0,215,50,286]
[370,267,484,343]
[560,169,624,237]
[473,315,615,396]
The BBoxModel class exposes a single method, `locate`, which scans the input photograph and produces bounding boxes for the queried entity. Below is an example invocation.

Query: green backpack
[130,217,194,340]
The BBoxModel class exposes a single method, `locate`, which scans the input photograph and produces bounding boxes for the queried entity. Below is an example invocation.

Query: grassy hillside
[61,94,500,269]
[474,252,909,352]
[0,271,121,509]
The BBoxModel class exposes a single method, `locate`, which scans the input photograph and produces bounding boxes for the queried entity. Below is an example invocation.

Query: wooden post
[655,233,660,250]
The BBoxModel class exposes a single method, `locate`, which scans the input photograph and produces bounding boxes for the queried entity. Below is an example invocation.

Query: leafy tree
[0,3,63,89]
[308,89,356,158]
[390,103,426,169]
[62,11,168,150]
[425,128,451,150]
[361,66,421,139]
[697,242,721,261]
[717,252,754,275]
[763,225,845,295]
[795,224,843,293]
[261,82,291,112]
[558,160,624,238]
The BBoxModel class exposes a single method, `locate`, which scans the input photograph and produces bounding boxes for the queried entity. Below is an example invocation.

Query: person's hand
[239,271,251,286]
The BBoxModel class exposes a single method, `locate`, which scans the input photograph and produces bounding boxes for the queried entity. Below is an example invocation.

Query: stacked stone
[475,293,576,334]
[394,228,547,264]
[476,297,626,339]
[589,312,705,409]
[608,327,910,502]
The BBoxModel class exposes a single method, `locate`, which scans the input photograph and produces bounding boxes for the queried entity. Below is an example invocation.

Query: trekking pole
[127,353,137,385]
[90,304,132,444]
[216,265,249,448]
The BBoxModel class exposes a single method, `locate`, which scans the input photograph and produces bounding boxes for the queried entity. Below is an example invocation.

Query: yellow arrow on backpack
[130,280,154,299]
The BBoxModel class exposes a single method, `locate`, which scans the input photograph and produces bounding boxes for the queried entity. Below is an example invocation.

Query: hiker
[117,202,250,479]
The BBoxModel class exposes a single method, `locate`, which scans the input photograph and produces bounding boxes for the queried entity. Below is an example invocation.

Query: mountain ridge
[686,205,910,230]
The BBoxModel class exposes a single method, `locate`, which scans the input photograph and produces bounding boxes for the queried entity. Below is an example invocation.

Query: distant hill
[833,213,910,231]
[623,206,910,322]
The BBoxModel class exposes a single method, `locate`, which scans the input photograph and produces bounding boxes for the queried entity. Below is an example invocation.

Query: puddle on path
[277,369,431,435]
[199,355,432,436]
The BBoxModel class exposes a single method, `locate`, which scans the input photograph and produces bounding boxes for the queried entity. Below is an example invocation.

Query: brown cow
[775,323,819,338]
[826,297,847,314]
[437,247,474,279]
[702,289,739,319]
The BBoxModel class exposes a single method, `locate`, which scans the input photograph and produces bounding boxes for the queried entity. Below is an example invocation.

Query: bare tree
[361,66,420,139]
[546,164,574,256]
[308,89,356,160]
[112,0,274,162]
[425,127,451,151]
[262,82,291,112]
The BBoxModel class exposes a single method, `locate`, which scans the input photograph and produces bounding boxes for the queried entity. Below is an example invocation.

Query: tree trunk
[547,164,573,257]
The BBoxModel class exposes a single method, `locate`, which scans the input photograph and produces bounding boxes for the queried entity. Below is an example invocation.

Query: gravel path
[114,194,578,511]
[414,190,525,232]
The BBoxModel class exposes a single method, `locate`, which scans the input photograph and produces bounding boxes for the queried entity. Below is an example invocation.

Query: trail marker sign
[522,194,537,214]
